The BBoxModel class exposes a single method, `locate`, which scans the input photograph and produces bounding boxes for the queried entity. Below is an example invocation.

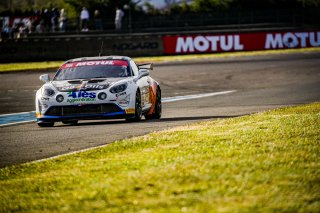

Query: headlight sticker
[42,87,55,97]
[110,83,128,94]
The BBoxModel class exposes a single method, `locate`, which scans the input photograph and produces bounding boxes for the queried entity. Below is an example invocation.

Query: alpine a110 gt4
[35,56,161,127]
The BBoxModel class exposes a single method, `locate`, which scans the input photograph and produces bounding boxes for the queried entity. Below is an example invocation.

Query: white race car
[35,56,161,127]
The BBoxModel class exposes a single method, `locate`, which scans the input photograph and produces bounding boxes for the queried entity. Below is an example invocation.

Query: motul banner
[163,31,320,54]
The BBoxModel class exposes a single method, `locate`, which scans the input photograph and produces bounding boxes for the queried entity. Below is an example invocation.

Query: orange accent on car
[36,112,42,118]
[147,82,157,115]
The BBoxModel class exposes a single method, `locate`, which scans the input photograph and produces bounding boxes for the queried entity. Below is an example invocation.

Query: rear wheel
[126,91,142,122]
[145,87,161,120]
[37,122,54,127]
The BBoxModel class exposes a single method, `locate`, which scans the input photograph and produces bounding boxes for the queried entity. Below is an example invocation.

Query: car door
[130,60,151,110]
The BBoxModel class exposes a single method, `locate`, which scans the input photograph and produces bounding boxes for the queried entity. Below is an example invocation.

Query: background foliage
[0,0,319,18]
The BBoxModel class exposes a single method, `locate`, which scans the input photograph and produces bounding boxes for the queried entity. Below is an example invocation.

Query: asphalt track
[0,52,320,167]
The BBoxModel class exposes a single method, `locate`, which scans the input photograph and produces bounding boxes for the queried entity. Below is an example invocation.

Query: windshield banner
[162,31,320,54]
[60,60,128,69]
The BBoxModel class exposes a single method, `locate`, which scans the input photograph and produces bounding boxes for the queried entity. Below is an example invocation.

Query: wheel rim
[136,93,142,118]
[157,101,162,116]
[156,90,162,116]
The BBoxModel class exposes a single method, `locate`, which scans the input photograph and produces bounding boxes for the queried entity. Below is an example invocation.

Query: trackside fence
[0,29,319,62]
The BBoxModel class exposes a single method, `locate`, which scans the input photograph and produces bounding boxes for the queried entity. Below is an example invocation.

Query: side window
[130,60,139,76]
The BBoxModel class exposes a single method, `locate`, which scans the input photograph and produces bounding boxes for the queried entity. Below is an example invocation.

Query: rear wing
[138,63,153,70]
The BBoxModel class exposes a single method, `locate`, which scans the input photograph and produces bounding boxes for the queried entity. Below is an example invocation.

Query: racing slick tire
[145,87,162,120]
[37,122,54,127]
[62,120,78,125]
[126,90,142,122]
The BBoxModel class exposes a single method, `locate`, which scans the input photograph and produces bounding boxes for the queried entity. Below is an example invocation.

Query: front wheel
[126,91,142,122]
[37,122,54,127]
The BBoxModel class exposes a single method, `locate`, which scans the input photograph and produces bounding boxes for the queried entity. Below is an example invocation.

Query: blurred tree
[0,0,143,18]
[180,0,320,13]
[190,0,234,12]
[297,0,320,7]
[1,0,320,16]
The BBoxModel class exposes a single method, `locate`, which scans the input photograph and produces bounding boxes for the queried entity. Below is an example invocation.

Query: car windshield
[53,60,131,81]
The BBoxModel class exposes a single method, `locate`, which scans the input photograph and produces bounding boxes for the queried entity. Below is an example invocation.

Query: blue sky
[139,0,166,8]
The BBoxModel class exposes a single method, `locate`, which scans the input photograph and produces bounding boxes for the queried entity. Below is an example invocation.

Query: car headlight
[110,83,127,94]
[42,87,55,97]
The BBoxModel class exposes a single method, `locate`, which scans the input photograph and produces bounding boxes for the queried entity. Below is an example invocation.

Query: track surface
[1,52,320,167]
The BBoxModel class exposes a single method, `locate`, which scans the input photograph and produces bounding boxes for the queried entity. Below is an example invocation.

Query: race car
[35,56,161,127]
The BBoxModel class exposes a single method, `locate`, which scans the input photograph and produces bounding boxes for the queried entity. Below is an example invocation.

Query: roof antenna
[99,41,104,56]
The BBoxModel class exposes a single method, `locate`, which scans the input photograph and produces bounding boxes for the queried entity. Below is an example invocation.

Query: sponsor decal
[125,108,135,114]
[175,35,244,53]
[67,91,96,103]
[163,31,320,54]
[264,32,320,49]
[112,42,159,50]
[59,84,107,91]
[116,92,127,97]
[60,60,128,69]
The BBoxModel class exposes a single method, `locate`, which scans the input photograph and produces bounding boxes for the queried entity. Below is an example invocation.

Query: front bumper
[36,103,134,122]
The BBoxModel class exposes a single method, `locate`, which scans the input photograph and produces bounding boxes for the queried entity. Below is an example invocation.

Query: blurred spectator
[59,8,68,32]
[11,23,19,38]
[18,23,27,38]
[43,9,52,32]
[51,8,60,32]
[94,10,103,30]
[33,10,41,30]
[115,7,124,30]
[35,20,45,33]
[80,7,89,31]
[1,24,11,39]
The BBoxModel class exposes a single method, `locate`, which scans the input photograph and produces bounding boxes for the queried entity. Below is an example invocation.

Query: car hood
[51,78,126,92]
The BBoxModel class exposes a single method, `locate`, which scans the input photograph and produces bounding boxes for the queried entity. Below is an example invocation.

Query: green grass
[0,61,64,72]
[1,47,320,72]
[1,103,319,212]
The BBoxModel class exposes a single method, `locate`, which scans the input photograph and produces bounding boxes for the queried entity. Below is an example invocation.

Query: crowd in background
[1,6,125,39]
[0,7,68,39]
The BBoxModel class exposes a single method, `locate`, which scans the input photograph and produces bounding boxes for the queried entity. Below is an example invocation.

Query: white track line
[162,90,236,103]
[0,111,35,117]
[0,120,35,127]
[0,90,237,127]
[29,143,115,164]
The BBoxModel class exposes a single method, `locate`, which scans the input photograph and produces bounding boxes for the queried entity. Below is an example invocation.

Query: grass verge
[1,47,320,73]
[0,103,319,212]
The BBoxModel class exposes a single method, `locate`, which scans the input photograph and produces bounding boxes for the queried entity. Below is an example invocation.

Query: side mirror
[39,74,50,83]
[138,69,149,79]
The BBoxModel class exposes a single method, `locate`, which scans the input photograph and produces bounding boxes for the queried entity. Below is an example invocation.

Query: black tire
[145,87,161,120]
[62,120,78,125]
[126,90,142,122]
[37,122,54,127]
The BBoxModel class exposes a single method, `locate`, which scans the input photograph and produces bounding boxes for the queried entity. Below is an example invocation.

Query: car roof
[65,55,132,63]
